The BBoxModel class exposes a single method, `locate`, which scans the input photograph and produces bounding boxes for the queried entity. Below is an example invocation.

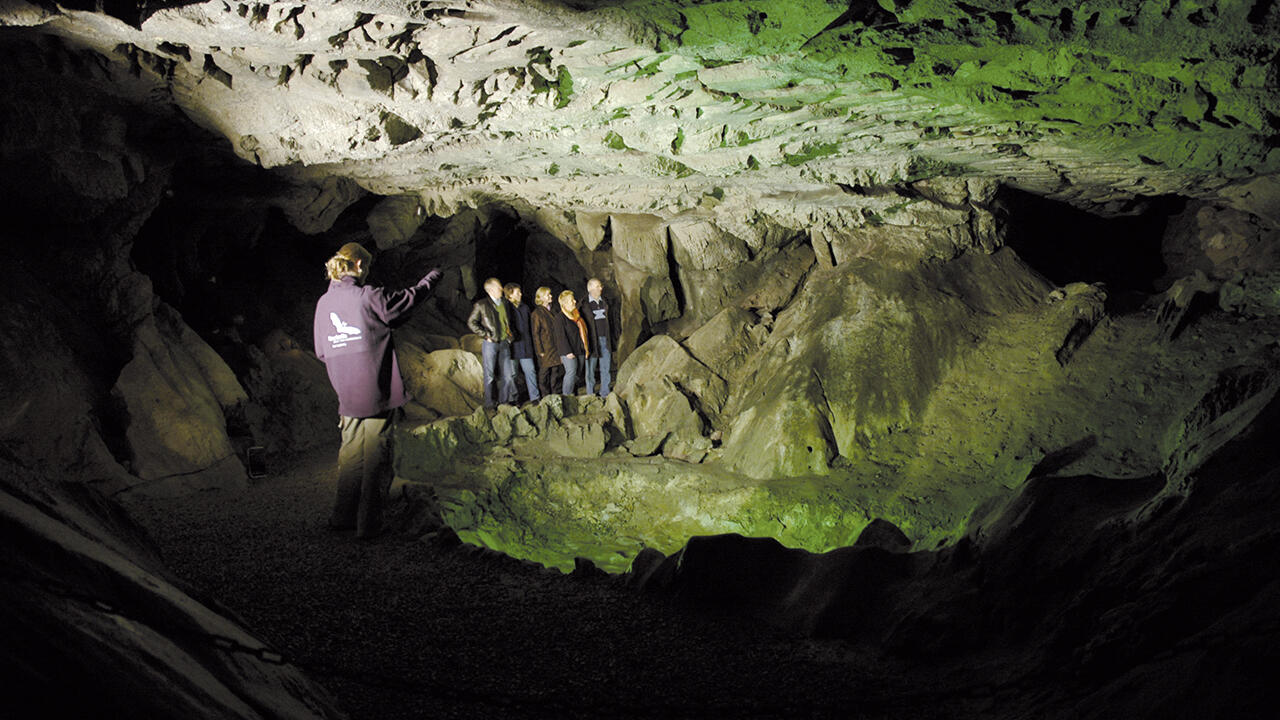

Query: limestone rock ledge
[624,373,1280,717]
[1,461,345,719]
[392,243,1280,572]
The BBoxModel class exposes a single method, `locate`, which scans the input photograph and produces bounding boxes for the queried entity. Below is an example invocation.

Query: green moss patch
[782,140,840,165]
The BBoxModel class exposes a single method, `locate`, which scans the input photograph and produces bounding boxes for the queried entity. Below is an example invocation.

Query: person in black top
[579,277,615,397]
[552,289,588,395]
[505,282,540,403]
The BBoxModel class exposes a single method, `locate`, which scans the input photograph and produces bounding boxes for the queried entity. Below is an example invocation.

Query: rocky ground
[124,445,988,720]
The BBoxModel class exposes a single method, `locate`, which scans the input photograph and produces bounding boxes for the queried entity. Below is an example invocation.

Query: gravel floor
[125,447,961,719]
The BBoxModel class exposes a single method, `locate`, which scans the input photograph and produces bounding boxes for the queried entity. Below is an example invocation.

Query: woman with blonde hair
[313,242,441,538]
[529,286,562,398]
[551,289,588,395]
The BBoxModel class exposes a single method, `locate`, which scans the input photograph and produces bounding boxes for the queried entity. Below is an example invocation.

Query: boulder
[616,334,726,431]
[274,173,365,234]
[1218,175,1280,228]
[542,417,608,458]
[721,395,836,479]
[111,306,247,493]
[613,260,678,358]
[398,346,482,418]
[459,334,484,355]
[683,307,767,381]
[739,243,815,314]
[603,392,632,439]
[664,241,814,337]
[490,407,514,444]
[1220,271,1280,316]
[619,377,704,441]
[609,213,668,274]
[397,418,469,477]
[242,329,336,454]
[366,193,424,249]
[459,406,496,445]
[609,213,680,356]
[667,215,750,271]
[1161,200,1280,281]
[720,249,1048,478]
[523,395,555,428]
[853,518,912,552]
[662,431,712,463]
[625,432,668,457]
[575,211,611,252]
[639,271,681,324]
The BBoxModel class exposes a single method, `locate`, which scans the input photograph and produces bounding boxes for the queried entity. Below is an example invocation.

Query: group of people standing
[467,276,615,408]
[312,241,617,538]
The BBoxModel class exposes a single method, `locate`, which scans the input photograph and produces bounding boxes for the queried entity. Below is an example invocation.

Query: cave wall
[0,32,239,495]
[4,7,1279,505]
[1,3,1279,717]
[0,456,346,719]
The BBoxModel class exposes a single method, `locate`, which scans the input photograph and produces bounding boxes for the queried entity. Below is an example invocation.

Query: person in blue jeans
[579,277,615,397]
[466,277,517,408]
[553,289,588,394]
[504,282,540,404]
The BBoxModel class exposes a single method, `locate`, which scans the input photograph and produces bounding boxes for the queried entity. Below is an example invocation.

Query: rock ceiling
[5,0,1278,226]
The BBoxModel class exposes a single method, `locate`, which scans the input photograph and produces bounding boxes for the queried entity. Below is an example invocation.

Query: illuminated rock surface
[1,0,1279,717]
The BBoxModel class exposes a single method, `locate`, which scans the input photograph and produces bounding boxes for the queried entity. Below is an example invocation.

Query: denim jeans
[482,340,516,407]
[585,338,612,396]
[517,357,540,402]
[561,355,578,395]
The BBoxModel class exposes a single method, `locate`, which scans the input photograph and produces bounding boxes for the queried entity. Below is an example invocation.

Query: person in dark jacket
[553,289,589,395]
[579,277,616,397]
[313,242,440,539]
[505,282,540,403]
[529,286,562,398]
[466,277,517,408]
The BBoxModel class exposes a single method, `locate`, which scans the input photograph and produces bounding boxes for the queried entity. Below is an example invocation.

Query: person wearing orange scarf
[552,289,589,395]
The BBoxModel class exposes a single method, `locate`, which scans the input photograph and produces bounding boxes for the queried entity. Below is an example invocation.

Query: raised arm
[372,268,442,325]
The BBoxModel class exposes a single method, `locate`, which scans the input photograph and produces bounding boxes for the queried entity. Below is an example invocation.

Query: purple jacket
[313,275,433,418]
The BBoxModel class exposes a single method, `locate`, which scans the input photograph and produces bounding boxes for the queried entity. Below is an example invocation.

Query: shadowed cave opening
[998,187,1185,305]
[128,149,346,350]
[473,210,528,288]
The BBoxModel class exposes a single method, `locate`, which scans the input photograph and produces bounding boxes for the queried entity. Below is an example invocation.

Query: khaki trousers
[332,410,398,537]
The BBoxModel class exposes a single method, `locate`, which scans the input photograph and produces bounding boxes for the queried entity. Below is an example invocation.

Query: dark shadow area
[998,188,1185,309]
[473,210,528,288]
[1027,435,1098,477]
[133,179,378,359]
[219,204,369,345]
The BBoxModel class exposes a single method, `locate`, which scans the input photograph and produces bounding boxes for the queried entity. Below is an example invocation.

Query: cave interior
[2,0,1280,718]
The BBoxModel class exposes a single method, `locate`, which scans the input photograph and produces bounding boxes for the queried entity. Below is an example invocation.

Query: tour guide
[313,242,441,539]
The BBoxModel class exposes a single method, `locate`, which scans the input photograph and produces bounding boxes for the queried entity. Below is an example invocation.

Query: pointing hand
[420,268,443,287]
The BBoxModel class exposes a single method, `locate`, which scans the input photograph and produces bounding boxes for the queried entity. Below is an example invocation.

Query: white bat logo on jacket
[327,312,363,346]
